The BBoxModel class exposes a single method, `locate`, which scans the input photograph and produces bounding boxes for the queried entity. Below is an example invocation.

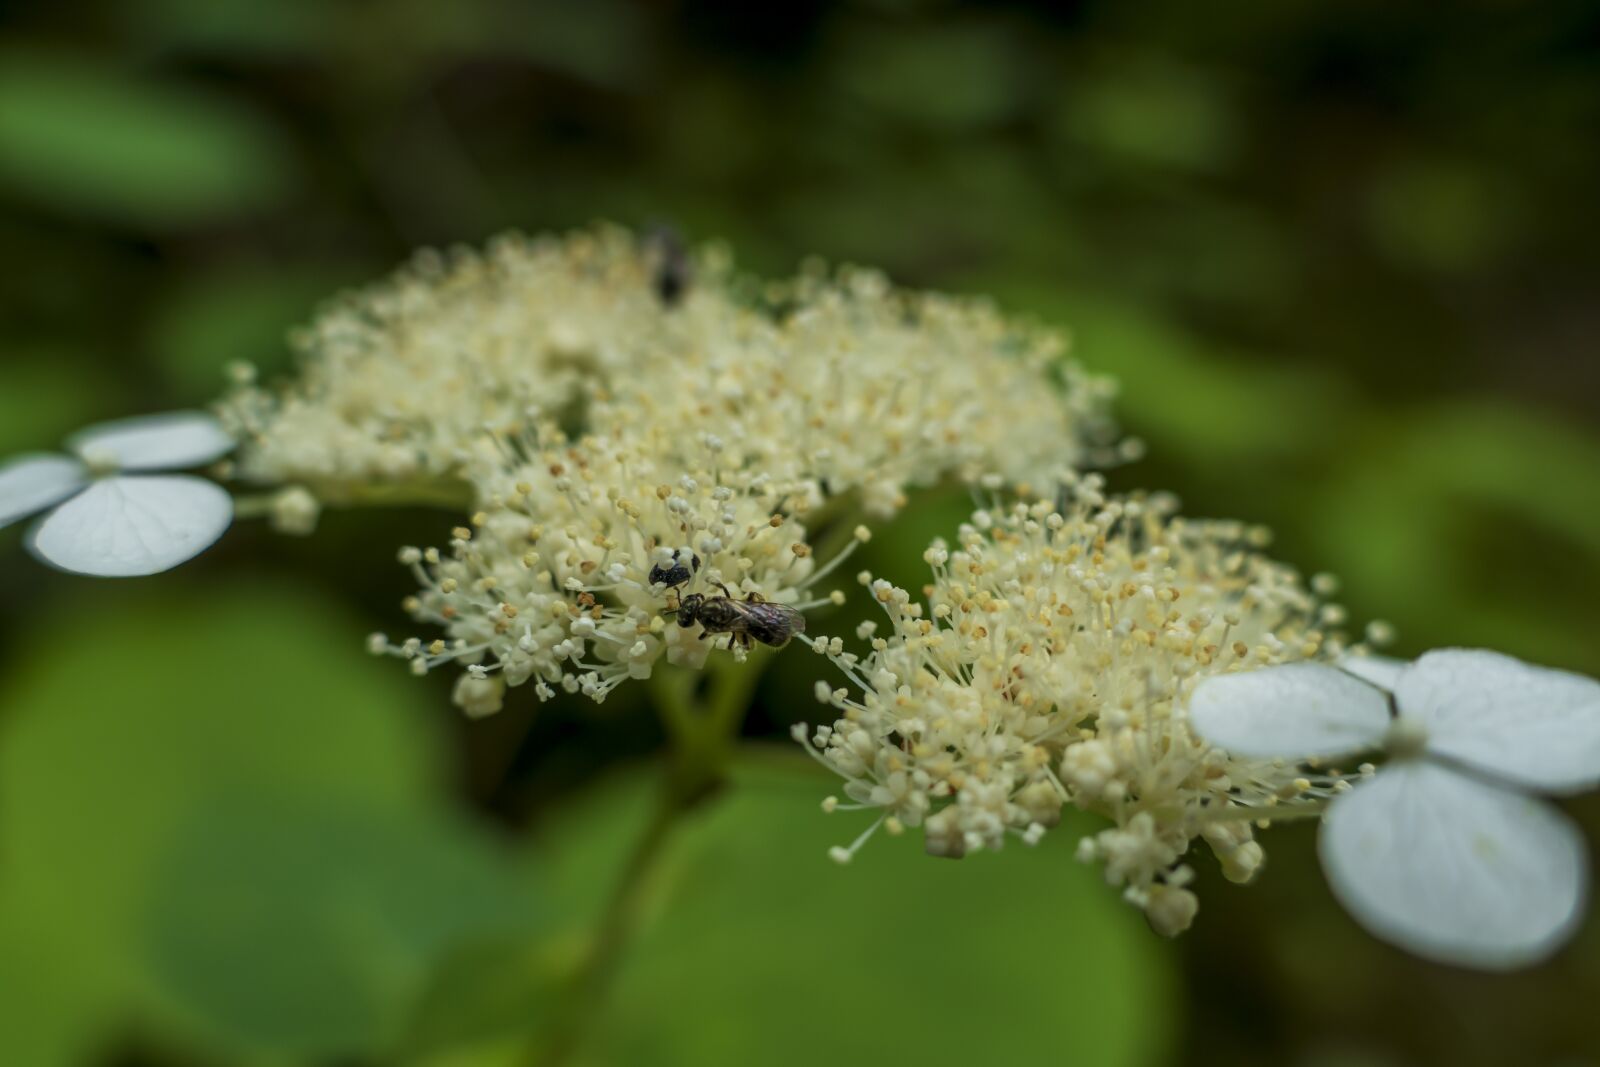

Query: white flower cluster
[224,226,1119,514]
[372,420,866,711]
[222,227,676,496]
[235,226,1115,708]
[797,477,1361,936]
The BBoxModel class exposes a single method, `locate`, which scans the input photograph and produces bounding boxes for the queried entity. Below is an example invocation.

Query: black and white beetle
[648,549,700,590]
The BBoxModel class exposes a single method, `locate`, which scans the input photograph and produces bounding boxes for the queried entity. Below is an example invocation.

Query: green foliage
[832,21,1025,129]
[0,51,295,227]
[0,585,542,1063]
[1054,58,1239,173]
[404,936,568,1059]
[1366,156,1517,274]
[548,762,1176,1067]
[506,0,650,88]
[1,2,1599,1064]
[1001,289,1349,466]
[145,794,542,1060]
[0,349,101,454]
[1309,402,1600,668]
[0,901,115,1067]
[122,0,330,56]
[148,266,355,401]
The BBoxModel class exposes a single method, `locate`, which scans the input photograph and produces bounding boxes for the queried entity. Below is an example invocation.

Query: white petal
[0,454,86,529]
[68,411,234,472]
[1320,760,1586,970]
[1337,653,1409,692]
[1187,663,1391,759]
[1396,649,1600,794]
[27,476,233,577]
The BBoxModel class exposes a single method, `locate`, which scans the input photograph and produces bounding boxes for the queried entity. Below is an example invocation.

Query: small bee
[643,224,691,307]
[675,583,806,649]
[648,549,700,589]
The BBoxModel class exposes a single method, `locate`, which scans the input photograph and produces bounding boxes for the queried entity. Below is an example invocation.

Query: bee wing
[746,601,806,631]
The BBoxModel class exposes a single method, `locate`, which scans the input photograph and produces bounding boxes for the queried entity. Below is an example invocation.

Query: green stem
[520,498,863,1066]
[1202,800,1329,825]
[233,478,477,527]
[230,494,277,520]
[315,476,476,511]
[528,781,691,1067]
[528,653,768,1067]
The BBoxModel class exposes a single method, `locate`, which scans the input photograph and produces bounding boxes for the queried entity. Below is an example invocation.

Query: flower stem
[528,777,692,1067]
[232,477,475,522]
[229,493,277,520]
[1203,800,1329,825]
[527,652,768,1066]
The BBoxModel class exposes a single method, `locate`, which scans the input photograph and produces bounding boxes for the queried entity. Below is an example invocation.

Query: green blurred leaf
[856,484,974,592]
[145,791,542,1061]
[1366,157,1515,275]
[124,0,330,56]
[0,582,451,1056]
[994,289,1345,465]
[1310,403,1600,671]
[0,896,116,1067]
[404,935,568,1058]
[832,22,1024,129]
[0,52,296,227]
[547,759,1176,1067]
[0,348,100,454]
[405,1041,524,1067]
[147,265,352,401]
[0,581,565,1063]
[647,75,770,184]
[0,584,441,936]
[509,0,649,89]
[1055,60,1238,173]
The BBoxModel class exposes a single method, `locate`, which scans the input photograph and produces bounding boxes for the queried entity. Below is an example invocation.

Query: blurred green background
[2,2,1598,1065]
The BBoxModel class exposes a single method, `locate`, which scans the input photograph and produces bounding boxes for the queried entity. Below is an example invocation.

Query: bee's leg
[737,632,754,651]
[743,591,766,603]
[697,627,711,641]
[711,580,733,598]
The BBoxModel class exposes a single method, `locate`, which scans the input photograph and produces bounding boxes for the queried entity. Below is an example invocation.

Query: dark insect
[648,549,700,589]
[675,585,806,649]
[644,224,691,307]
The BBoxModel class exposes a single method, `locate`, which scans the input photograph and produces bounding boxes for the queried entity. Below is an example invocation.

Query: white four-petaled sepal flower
[1189,649,1600,970]
[1334,651,1408,692]
[0,412,235,577]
